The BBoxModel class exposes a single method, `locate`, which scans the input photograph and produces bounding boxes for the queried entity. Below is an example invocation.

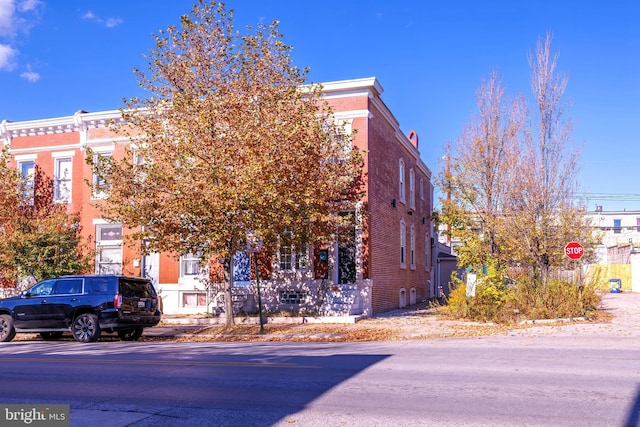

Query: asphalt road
[1,326,639,427]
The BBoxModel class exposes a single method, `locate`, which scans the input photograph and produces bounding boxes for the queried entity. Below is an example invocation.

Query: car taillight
[114,294,122,309]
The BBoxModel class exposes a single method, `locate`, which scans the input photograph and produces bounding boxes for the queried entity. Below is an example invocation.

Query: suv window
[28,280,55,296]
[90,277,117,294]
[53,279,83,295]
[119,278,155,298]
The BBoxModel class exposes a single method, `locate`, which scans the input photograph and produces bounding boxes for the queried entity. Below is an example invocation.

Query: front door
[338,223,356,285]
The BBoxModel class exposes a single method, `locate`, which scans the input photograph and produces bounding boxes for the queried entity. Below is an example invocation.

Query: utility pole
[444,151,451,245]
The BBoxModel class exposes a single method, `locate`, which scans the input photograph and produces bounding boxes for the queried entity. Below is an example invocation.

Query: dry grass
[163,323,399,342]
[147,304,611,343]
[13,300,617,344]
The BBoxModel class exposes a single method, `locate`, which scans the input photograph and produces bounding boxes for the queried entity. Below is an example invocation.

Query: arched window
[410,225,416,270]
[399,159,406,203]
[425,232,430,271]
[399,288,407,308]
[400,220,406,268]
[409,169,415,209]
[410,287,417,305]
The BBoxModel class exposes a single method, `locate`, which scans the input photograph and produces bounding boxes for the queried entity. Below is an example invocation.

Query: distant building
[584,206,640,264]
[1,77,441,315]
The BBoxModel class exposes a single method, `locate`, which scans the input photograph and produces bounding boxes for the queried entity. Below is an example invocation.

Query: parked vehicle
[0,275,161,343]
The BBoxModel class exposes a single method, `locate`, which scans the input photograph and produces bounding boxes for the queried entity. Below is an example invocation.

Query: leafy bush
[514,277,600,320]
[468,282,513,322]
[445,272,601,323]
[445,278,468,318]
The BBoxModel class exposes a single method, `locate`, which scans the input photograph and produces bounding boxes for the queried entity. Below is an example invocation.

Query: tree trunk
[223,255,235,328]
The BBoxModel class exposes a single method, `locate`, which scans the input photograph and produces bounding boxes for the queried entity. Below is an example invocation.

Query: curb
[160,314,368,326]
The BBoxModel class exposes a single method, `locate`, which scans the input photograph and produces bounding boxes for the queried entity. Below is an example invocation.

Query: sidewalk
[144,311,369,339]
[142,292,640,341]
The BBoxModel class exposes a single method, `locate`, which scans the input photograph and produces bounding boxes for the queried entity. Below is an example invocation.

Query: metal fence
[0,288,19,299]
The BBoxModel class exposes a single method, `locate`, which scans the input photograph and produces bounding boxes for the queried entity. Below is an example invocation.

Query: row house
[0,77,435,316]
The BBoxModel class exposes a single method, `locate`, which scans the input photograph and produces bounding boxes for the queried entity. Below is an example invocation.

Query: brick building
[0,77,434,315]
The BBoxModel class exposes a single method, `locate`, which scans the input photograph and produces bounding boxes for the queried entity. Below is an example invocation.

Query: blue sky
[1,0,638,211]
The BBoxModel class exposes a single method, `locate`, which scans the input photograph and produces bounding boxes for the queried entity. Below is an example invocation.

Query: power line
[576,193,640,202]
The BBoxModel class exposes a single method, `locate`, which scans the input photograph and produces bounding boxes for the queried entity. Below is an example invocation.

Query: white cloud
[82,10,95,20]
[18,0,40,13]
[82,10,123,28]
[0,0,17,37]
[20,68,38,82]
[105,17,123,28]
[0,0,42,74]
[0,0,41,37]
[0,43,17,71]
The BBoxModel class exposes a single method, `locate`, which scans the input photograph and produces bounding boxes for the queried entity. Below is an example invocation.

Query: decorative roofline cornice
[0,110,125,140]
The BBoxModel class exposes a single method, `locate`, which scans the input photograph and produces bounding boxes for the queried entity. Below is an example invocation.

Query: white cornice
[0,110,124,139]
[332,109,372,120]
[1,78,431,178]
[319,77,383,96]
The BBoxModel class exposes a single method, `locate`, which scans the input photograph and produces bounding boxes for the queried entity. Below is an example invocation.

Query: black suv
[0,275,161,343]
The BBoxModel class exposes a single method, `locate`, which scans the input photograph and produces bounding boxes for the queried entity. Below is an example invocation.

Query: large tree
[502,33,594,284]
[440,71,525,271]
[0,148,93,285]
[87,1,364,326]
[440,33,596,285]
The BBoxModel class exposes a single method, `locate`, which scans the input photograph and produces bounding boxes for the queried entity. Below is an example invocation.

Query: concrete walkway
[143,292,640,340]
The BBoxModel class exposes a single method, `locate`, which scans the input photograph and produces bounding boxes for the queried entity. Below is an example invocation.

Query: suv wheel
[117,328,143,341]
[0,314,16,342]
[72,313,101,343]
[40,332,64,341]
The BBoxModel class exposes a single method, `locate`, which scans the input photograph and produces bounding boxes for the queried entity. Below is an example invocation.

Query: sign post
[565,241,584,288]
[564,241,584,260]
[246,235,265,334]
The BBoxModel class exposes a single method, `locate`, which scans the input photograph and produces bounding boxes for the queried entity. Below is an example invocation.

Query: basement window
[278,290,308,305]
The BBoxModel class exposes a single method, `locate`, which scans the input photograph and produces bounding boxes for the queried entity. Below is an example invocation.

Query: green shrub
[513,278,599,320]
[444,272,601,323]
[445,280,468,318]
[468,282,513,322]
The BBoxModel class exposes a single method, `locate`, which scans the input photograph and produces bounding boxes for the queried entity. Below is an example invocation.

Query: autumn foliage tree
[439,33,599,319]
[440,71,525,272]
[501,33,596,285]
[87,1,364,326]
[0,148,93,286]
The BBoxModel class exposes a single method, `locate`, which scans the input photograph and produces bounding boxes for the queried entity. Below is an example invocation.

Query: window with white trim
[410,224,416,270]
[132,146,150,184]
[425,232,430,271]
[399,158,406,203]
[54,157,72,203]
[182,292,207,307]
[180,253,202,277]
[18,160,35,201]
[399,288,407,308]
[420,177,425,201]
[400,220,406,268]
[409,168,415,209]
[92,152,112,198]
[279,244,308,271]
[96,224,122,274]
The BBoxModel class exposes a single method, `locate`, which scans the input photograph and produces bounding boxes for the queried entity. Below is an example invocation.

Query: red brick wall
[363,99,432,313]
[5,81,435,314]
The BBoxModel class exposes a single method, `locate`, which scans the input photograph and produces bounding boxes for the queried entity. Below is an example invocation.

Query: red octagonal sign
[565,241,584,260]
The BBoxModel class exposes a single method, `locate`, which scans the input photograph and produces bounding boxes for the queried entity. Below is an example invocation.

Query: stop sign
[565,241,584,260]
